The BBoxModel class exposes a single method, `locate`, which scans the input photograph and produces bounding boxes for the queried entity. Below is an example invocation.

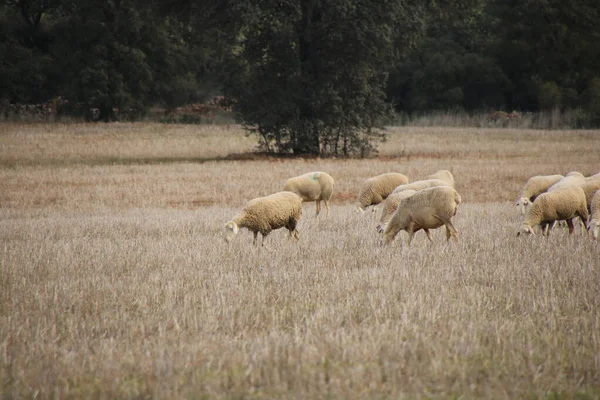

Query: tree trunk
[293,0,321,155]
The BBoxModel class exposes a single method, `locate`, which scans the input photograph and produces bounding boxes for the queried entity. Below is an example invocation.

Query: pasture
[1,122,599,399]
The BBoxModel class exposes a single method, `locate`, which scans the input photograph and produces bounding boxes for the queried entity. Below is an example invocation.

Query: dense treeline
[1,1,600,155]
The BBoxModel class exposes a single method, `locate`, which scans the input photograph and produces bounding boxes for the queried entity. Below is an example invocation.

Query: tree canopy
[2,0,600,154]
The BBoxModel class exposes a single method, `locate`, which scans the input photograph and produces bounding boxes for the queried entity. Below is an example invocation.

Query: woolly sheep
[547,171,586,192]
[383,186,461,246]
[224,191,303,246]
[357,172,409,212]
[376,178,451,233]
[425,170,455,188]
[579,181,600,212]
[283,171,335,217]
[516,186,588,236]
[515,174,564,215]
[376,189,417,233]
[585,172,600,182]
[587,190,600,240]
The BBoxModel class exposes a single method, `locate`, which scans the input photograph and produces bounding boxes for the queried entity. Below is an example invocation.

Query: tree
[222,0,428,157]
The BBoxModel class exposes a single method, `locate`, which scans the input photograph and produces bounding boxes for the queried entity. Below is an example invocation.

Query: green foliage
[2,0,600,131]
[224,0,423,156]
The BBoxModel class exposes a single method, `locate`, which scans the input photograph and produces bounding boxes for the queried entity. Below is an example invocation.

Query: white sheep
[224,191,303,246]
[516,186,589,236]
[376,178,451,233]
[547,171,586,192]
[587,190,600,240]
[579,181,600,212]
[376,189,417,233]
[357,172,409,212]
[383,186,461,246]
[515,174,564,215]
[425,169,455,188]
[283,171,335,217]
[585,172,600,183]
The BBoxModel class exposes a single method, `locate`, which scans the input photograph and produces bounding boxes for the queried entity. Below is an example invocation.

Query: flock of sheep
[224,169,460,246]
[224,169,600,247]
[225,166,600,247]
[515,171,600,238]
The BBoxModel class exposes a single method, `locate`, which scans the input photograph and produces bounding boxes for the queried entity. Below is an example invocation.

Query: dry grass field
[1,122,599,399]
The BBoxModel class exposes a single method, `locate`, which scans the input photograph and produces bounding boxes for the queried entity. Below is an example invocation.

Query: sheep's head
[516,224,535,237]
[224,221,239,243]
[376,223,386,234]
[587,219,599,240]
[515,197,531,215]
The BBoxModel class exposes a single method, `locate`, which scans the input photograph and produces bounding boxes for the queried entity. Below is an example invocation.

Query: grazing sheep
[515,174,564,215]
[425,170,455,188]
[587,190,600,240]
[516,186,589,237]
[579,181,600,212]
[384,186,461,246]
[376,178,452,233]
[376,189,417,233]
[357,172,409,212]
[547,171,586,192]
[585,172,600,183]
[224,191,303,246]
[283,171,335,217]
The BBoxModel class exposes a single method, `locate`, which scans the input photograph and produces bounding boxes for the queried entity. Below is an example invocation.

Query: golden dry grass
[1,122,600,399]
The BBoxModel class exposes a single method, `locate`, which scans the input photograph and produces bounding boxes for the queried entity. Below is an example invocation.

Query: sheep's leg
[406,223,416,246]
[315,201,321,216]
[325,200,331,217]
[544,221,556,235]
[384,225,400,245]
[288,228,300,240]
[444,220,459,241]
[253,231,258,246]
[578,211,589,232]
[566,218,575,234]
[424,229,433,242]
[260,232,270,247]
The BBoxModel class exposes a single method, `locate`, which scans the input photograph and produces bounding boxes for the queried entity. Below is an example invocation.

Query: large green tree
[222,0,428,156]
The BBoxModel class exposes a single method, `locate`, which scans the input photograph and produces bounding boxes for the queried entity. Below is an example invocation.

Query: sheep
[587,190,600,240]
[425,169,455,188]
[547,171,586,192]
[515,174,564,215]
[283,171,335,217]
[579,181,600,212]
[375,189,417,233]
[516,186,589,237]
[376,178,452,233]
[585,172,600,183]
[357,172,409,212]
[224,191,303,246]
[383,186,461,246]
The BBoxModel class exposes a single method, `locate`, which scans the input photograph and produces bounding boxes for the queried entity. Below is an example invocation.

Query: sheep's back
[392,179,449,194]
[521,174,564,199]
[370,173,409,197]
[398,186,459,218]
[426,170,455,188]
[549,173,586,192]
